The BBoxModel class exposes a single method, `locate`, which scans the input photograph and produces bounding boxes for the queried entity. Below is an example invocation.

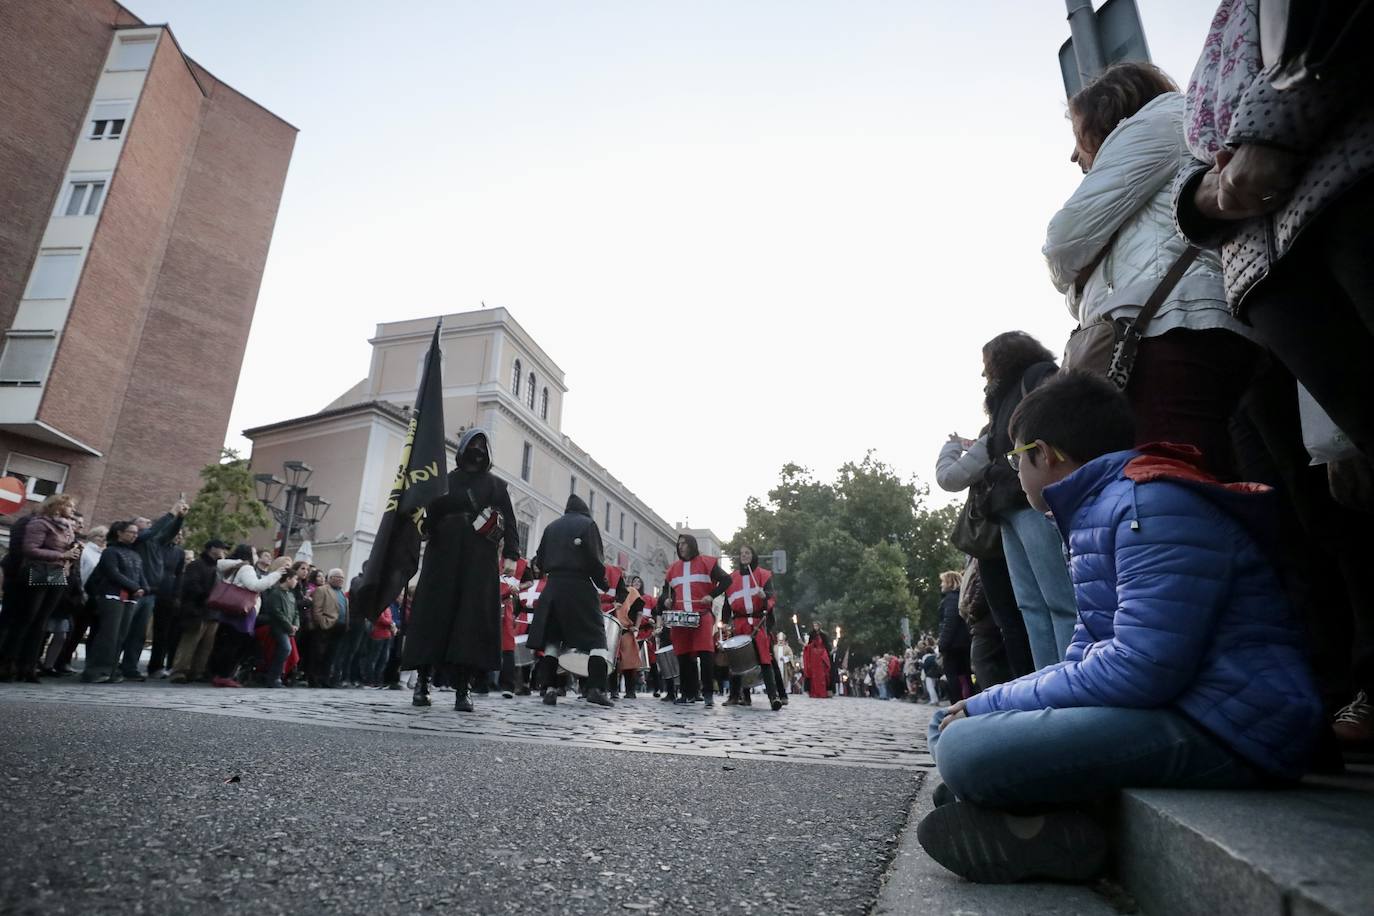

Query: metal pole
[278,486,297,558]
[1065,0,1105,88]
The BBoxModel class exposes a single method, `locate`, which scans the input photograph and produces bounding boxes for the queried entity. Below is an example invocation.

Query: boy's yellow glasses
[1005,442,1040,471]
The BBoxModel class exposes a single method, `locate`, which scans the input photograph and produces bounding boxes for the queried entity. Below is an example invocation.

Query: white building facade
[244,308,678,585]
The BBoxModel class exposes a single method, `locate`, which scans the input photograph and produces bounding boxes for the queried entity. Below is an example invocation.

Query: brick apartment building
[0,1,295,527]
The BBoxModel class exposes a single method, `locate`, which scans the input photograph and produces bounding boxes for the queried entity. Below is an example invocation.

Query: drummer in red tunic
[659,533,731,706]
[497,557,528,698]
[629,575,658,696]
[515,566,545,696]
[601,564,629,697]
[722,544,784,711]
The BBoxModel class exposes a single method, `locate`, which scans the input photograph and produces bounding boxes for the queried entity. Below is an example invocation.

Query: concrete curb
[1115,781,1374,916]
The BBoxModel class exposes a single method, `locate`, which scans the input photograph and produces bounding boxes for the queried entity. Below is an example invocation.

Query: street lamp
[253,461,328,557]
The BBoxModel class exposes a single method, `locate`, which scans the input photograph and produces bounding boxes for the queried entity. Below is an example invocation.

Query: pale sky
[133,0,1219,536]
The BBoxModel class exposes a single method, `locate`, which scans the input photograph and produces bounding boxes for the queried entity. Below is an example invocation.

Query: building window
[23,249,82,300]
[605,502,612,531]
[3,452,68,501]
[540,387,549,421]
[90,118,125,140]
[516,520,530,554]
[619,512,625,540]
[633,521,638,549]
[0,331,57,386]
[63,180,106,217]
[110,36,156,71]
[526,372,536,410]
[521,442,532,482]
[589,491,595,514]
[511,359,522,397]
[570,475,577,496]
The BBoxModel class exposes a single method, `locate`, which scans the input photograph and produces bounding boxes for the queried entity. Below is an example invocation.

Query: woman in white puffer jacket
[207,545,291,688]
[1043,62,1254,479]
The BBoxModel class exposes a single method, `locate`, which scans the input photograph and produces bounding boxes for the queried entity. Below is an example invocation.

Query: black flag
[353,323,448,622]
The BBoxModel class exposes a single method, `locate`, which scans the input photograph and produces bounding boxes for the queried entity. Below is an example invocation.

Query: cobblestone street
[0,681,934,771]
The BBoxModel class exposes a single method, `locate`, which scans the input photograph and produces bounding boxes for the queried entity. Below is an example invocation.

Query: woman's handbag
[1062,246,1201,389]
[26,562,68,588]
[207,575,257,617]
[1261,0,1374,89]
[949,484,1002,560]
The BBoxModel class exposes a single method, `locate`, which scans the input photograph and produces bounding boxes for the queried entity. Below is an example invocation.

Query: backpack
[921,653,942,678]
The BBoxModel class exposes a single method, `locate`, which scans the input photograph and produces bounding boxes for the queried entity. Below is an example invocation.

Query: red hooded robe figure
[802,631,832,698]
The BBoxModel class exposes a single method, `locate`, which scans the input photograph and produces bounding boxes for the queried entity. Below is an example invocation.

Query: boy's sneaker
[916,800,1106,884]
[1333,690,1372,745]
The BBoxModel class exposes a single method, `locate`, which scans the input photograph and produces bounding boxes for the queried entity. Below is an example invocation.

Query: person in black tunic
[527,495,614,708]
[403,428,519,712]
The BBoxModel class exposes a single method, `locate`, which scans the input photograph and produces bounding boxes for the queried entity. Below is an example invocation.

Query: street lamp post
[1065,0,1106,85]
[254,460,330,557]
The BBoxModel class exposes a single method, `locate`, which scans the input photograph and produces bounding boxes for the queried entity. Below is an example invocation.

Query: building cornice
[484,395,674,542]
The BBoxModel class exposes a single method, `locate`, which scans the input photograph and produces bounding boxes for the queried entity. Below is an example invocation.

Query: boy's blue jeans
[927,706,1263,809]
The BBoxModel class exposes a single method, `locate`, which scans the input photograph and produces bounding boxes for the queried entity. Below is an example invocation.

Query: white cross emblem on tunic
[670,567,712,610]
[728,574,765,615]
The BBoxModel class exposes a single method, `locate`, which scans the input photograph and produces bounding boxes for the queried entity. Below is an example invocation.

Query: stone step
[1114,767,1374,916]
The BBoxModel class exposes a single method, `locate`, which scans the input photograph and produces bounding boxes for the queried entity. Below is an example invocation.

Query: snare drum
[655,645,680,680]
[722,633,762,687]
[513,634,533,668]
[557,651,591,677]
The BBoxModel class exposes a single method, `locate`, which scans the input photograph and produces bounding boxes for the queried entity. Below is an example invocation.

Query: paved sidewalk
[0,681,935,771]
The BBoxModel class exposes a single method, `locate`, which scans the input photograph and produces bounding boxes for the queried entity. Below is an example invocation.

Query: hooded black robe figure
[403,429,519,711]
[527,495,614,707]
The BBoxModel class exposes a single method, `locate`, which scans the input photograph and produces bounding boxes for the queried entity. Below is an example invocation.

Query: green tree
[183,448,271,549]
[726,453,966,658]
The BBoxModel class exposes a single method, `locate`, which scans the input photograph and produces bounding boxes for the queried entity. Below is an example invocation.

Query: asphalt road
[0,701,923,916]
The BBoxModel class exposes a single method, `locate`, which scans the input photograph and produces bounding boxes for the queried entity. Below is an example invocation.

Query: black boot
[536,656,559,705]
[412,666,432,707]
[454,685,474,712]
[661,677,677,702]
[763,665,782,711]
[678,655,699,703]
[585,657,614,708]
[699,654,715,707]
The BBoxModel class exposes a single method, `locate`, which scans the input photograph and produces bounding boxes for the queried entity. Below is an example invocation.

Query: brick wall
[0,0,296,525]
[96,70,297,521]
[39,31,207,478]
[0,0,132,332]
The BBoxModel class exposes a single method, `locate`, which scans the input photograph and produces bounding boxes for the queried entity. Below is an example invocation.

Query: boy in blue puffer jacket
[919,371,1322,885]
